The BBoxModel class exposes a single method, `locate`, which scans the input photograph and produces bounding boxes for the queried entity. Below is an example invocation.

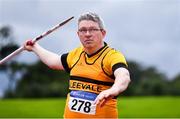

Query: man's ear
[101,29,106,37]
[77,31,80,36]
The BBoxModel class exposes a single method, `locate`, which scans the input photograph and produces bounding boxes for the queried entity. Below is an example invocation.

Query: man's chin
[83,43,94,48]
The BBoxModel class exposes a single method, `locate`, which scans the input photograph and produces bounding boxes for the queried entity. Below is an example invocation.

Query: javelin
[0,16,74,65]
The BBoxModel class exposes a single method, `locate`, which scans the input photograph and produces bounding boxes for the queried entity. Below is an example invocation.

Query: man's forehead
[78,20,99,28]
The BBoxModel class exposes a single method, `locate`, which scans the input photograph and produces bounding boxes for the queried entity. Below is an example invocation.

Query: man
[24,12,131,118]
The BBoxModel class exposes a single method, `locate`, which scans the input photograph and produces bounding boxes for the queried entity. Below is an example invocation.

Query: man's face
[77,20,106,49]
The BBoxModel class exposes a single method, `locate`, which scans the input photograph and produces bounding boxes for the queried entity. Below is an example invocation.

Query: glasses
[78,28,102,34]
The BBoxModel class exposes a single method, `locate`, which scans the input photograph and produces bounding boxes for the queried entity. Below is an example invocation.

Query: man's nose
[85,30,91,35]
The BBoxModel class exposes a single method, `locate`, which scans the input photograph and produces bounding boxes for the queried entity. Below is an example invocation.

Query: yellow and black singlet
[61,43,128,118]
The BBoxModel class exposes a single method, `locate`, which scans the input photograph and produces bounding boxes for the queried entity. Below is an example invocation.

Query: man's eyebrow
[79,26,99,29]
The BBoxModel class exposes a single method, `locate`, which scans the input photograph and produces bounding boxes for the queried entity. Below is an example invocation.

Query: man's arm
[24,40,64,70]
[94,67,131,106]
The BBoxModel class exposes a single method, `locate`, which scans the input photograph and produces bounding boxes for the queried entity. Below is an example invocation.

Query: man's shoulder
[70,46,84,54]
[106,47,124,57]
[67,46,84,58]
[103,47,127,64]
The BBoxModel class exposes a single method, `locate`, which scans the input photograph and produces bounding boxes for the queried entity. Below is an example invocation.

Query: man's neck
[85,42,105,55]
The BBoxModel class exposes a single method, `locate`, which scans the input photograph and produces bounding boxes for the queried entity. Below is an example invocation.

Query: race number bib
[68,91,97,115]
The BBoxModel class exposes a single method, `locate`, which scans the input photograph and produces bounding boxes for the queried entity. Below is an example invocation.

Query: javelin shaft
[32,16,74,43]
[0,16,74,65]
[0,46,24,65]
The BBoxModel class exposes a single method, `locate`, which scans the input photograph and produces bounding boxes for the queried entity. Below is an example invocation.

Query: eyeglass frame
[78,27,103,34]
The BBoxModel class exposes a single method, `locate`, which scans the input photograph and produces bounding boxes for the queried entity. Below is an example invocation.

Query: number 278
[71,99,91,113]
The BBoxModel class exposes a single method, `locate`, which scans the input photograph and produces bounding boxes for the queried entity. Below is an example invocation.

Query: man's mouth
[84,39,93,43]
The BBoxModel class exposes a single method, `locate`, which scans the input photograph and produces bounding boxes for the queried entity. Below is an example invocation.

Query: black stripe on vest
[70,76,114,86]
[61,53,70,73]
[112,63,128,73]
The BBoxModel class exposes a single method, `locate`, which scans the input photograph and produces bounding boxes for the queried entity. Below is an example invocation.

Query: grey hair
[78,12,105,30]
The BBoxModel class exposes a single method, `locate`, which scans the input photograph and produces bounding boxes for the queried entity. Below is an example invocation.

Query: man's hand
[24,39,35,51]
[94,87,119,107]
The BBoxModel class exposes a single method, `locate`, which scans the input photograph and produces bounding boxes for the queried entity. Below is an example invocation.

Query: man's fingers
[99,99,107,107]
[26,40,34,46]
[94,95,102,105]
[94,93,106,105]
[99,94,111,107]
[24,39,35,51]
[94,95,101,105]
[94,89,115,107]
[94,98,99,105]
[94,93,114,107]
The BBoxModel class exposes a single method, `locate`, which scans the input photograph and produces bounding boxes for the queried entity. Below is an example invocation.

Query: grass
[118,96,180,118]
[0,98,66,118]
[0,96,180,118]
